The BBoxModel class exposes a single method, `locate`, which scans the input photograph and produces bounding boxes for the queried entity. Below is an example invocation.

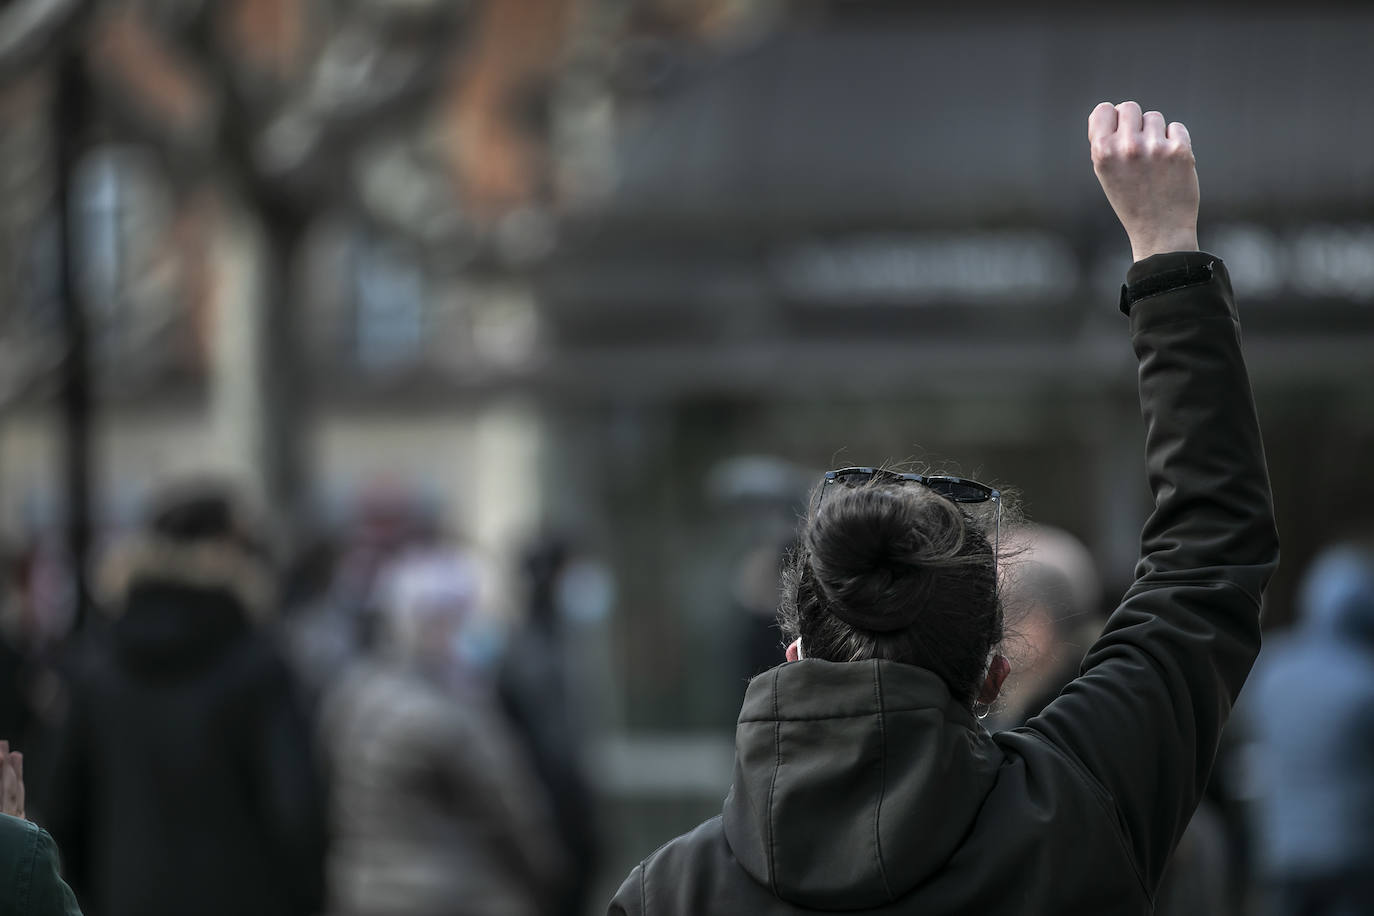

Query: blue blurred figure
[1249,544,1374,915]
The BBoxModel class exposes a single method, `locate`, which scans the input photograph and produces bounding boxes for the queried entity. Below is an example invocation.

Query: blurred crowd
[0,475,1369,915]
[1,479,601,916]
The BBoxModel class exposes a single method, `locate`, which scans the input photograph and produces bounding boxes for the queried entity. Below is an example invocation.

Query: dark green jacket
[0,815,82,916]
[610,253,1279,915]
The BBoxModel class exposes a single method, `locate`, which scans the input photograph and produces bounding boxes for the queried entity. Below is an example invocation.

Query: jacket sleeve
[0,814,84,916]
[607,863,644,916]
[29,824,84,916]
[1025,252,1279,893]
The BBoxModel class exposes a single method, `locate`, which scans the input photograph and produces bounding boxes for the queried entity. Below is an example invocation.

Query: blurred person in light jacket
[39,482,327,916]
[1248,543,1374,916]
[321,546,565,916]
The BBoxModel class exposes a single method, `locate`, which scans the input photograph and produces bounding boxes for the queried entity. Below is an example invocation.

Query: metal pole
[55,47,92,628]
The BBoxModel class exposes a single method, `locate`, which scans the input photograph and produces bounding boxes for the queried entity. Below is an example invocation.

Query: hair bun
[806,485,971,632]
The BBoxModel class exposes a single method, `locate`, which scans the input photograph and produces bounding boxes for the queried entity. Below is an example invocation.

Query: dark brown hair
[778,475,1004,706]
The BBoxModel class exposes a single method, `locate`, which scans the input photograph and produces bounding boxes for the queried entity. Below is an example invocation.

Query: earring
[973,702,991,720]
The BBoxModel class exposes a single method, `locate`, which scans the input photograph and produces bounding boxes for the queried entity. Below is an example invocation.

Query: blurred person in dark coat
[0,540,76,751]
[39,482,326,916]
[321,546,565,916]
[0,543,36,752]
[498,535,599,916]
[1248,544,1374,916]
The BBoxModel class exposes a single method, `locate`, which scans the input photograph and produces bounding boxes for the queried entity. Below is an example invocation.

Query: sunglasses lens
[924,478,991,503]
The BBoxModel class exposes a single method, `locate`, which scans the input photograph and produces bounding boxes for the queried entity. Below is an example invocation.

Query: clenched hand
[1090,101,1200,263]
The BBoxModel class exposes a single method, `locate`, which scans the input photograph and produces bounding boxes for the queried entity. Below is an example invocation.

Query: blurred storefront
[540,10,1374,897]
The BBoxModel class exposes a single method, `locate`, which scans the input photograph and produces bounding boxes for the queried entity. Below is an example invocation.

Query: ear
[785,638,803,662]
[977,654,1010,705]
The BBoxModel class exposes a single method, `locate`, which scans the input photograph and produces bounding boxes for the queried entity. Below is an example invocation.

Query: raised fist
[1089,101,1200,262]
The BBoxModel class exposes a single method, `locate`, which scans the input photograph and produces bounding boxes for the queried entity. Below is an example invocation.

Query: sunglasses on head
[821,467,999,504]
[815,467,1002,569]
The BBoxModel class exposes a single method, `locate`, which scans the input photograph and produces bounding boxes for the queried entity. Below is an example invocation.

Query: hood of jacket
[108,582,252,676]
[96,534,268,676]
[97,533,275,621]
[722,658,1002,910]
